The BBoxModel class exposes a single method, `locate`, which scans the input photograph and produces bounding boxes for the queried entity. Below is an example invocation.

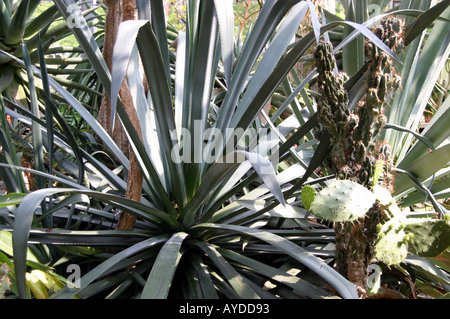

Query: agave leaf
[184,0,220,194]
[404,0,450,46]
[36,35,56,191]
[53,3,176,212]
[194,241,261,299]
[23,3,59,38]
[24,228,154,247]
[342,0,368,76]
[405,255,450,291]
[3,96,147,200]
[216,247,332,299]
[232,19,400,142]
[238,199,307,219]
[394,144,450,196]
[232,1,308,129]
[53,0,110,92]
[207,161,304,224]
[22,42,45,195]
[399,172,450,207]
[0,0,11,38]
[212,0,234,86]
[192,223,358,299]
[398,98,450,169]
[0,193,26,208]
[134,21,188,206]
[110,20,147,129]
[4,0,30,45]
[181,154,242,226]
[149,0,171,83]
[127,46,168,192]
[383,123,436,152]
[307,0,321,43]
[187,253,219,299]
[393,168,448,216]
[207,134,330,225]
[242,151,286,206]
[140,232,188,299]
[11,184,184,298]
[174,31,186,136]
[202,161,254,216]
[283,132,331,199]
[215,0,301,132]
[0,163,93,192]
[385,3,450,161]
[0,63,14,92]
[51,235,169,299]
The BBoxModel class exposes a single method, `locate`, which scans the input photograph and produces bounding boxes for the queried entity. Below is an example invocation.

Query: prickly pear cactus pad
[374,218,409,266]
[309,180,376,222]
[404,218,450,257]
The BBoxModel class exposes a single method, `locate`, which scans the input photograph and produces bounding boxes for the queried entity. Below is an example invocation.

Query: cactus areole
[310,180,376,222]
[312,16,406,298]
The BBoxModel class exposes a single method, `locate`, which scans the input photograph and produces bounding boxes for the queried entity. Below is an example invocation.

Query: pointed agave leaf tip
[243,151,286,206]
[110,20,149,129]
[307,0,321,44]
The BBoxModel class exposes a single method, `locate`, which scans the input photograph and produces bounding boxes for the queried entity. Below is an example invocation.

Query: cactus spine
[309,179,376,222]
[312,16,406,297]
[354,17,404,189]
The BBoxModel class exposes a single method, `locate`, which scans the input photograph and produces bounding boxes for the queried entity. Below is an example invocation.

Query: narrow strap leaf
[110,20,147,129]
[307,0,321,43]
[192,223,358,299]
[212,0,234,86]
[140,232,189,299]
[194,241,261,299]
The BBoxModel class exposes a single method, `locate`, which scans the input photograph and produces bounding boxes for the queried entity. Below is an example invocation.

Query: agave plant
[0,0,448,300]
[0,0,395,299]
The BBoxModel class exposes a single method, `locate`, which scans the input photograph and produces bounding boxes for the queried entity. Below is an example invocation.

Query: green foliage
[300,184,315,211]
[0,193,26,208]
[0,262,11,299]
[0,0,449,300]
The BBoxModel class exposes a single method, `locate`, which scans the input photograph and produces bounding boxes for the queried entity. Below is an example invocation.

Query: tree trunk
[99,0,143,231]
[97,0,128,155]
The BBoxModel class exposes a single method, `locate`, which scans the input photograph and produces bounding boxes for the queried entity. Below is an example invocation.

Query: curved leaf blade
[212,0,234,86]
[140,232,189,299]
[192,223,358,299]
[52,235,169,299]
[194,241,261,299]
[110,20,147,129]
